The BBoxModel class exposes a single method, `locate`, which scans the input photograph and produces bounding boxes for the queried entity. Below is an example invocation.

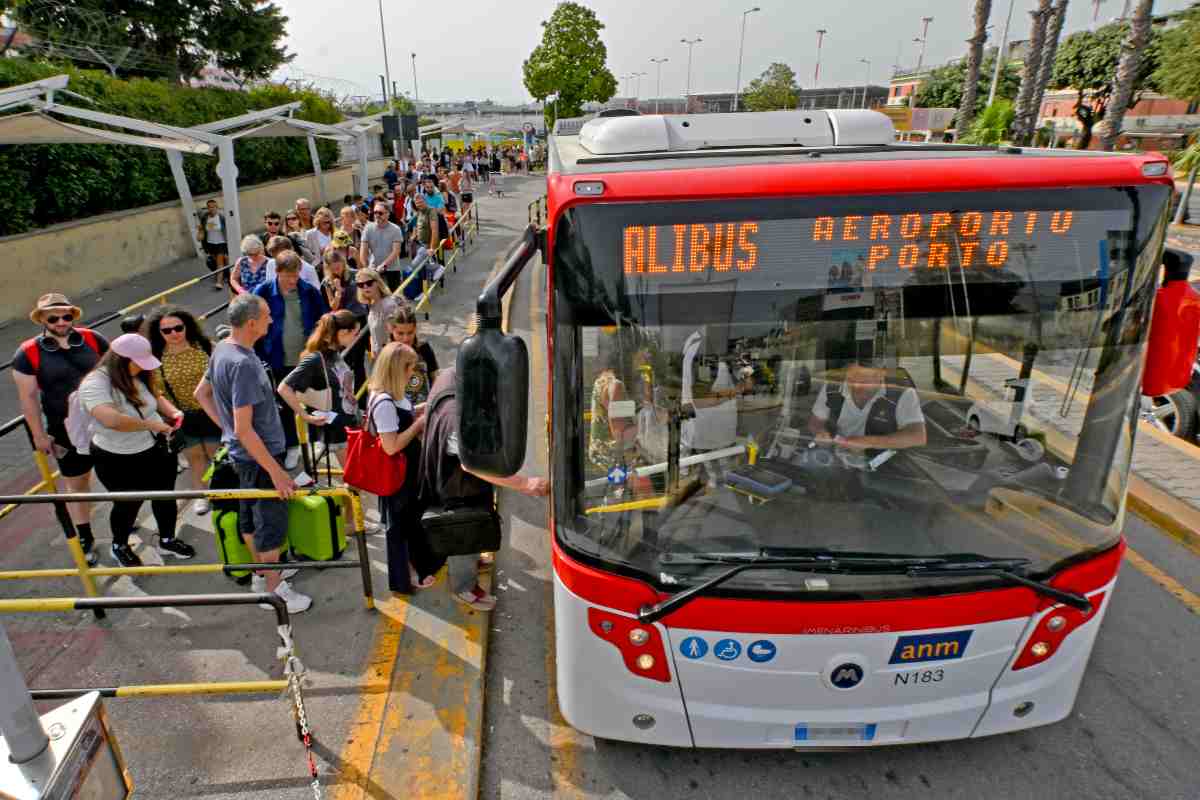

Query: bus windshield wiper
[639,551,1091,624]
[640,549,951,624]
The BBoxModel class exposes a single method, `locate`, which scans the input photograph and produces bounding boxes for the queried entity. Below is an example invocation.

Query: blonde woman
[304,207,336,261]
[367,342,436,592]
[356,267,400,357]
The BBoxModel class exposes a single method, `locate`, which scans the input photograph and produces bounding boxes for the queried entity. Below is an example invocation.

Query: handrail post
[29,429,102,612]
[348,493,374,610]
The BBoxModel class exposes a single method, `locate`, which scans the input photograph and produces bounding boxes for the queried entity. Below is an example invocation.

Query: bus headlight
[629,628,650,646]
[636,654,656,671]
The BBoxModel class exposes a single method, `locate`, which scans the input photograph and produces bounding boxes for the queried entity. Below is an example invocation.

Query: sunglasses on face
[265,220,280,226]
[44,314,74,324]
[355,279,376,289]
[373,210,387,216]
[160,324,185,334]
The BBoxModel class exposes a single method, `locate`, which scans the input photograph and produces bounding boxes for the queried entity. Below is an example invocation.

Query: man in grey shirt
[359,202,406,293]
[195,294,312,614]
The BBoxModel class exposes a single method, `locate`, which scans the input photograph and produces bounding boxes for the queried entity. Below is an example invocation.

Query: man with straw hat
[12,293,110,565]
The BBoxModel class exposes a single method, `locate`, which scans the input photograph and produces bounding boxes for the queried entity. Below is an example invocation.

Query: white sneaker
[193,498,211,515]
[274,580,313,614]
[251,574,267,594]
[284,447,301,470]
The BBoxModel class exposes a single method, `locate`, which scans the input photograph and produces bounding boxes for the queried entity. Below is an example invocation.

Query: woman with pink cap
[77,333,197,567]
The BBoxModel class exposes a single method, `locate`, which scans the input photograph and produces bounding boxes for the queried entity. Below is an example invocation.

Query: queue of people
[16,167,542,614]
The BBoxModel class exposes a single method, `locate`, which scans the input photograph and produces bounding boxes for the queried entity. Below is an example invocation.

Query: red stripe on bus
[552,538,1124,634]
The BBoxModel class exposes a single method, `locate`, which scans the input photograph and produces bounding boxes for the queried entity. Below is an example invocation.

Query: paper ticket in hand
[293,471,316,487]
[312,411,338,424]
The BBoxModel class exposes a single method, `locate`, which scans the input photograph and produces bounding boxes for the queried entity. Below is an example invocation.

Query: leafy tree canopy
[742,62,800,111]
[957,99,1015,144]
[1155,3,1200,101]
[915,53,1021,112]
[1049,20,1161,147]
[6,0,292,83]
[522,2,618,128]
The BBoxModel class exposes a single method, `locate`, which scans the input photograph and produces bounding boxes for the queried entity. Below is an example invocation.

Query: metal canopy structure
[0,75,356,267]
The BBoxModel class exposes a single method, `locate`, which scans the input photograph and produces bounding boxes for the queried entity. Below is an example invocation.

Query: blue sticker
[713,639,742,661]
[888,630,973,664]
[747,640,777,663]
[607,465,628,485]
[679,636,708,659]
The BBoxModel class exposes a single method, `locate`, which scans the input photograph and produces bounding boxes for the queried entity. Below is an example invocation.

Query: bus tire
[1147,391,1197,441]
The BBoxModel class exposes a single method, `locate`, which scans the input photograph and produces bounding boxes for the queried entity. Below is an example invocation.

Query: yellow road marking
[1124,548,1200,615]
[329,595,410,800]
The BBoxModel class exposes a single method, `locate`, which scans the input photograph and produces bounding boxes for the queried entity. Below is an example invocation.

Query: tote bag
[343,396,406,496]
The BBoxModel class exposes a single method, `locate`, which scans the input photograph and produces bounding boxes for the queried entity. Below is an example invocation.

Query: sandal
[456,586,497,611]
[408,568,437,590]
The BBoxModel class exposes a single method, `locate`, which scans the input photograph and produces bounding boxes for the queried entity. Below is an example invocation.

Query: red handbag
[343,396,407,496]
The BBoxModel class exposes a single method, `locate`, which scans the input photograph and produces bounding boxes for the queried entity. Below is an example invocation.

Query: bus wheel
[1146,391,1197,441]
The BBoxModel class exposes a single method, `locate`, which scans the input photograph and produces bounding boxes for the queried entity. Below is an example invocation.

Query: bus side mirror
[1143,248,1200,397]
[455,224,539,476]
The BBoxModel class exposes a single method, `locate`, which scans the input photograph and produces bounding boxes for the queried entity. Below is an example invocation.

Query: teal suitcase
[213,509,254,584]
[287,495,347,561]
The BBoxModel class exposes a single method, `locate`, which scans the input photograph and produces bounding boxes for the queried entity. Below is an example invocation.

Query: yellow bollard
[33,450,101,600]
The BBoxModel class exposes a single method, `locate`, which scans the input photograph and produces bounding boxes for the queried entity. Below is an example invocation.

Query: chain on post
[278,624,322,800]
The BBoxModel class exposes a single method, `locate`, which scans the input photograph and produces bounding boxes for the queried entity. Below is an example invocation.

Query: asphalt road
[480,216,1200,800]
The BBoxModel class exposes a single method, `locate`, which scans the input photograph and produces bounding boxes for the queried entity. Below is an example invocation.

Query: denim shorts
[234,455,289,553]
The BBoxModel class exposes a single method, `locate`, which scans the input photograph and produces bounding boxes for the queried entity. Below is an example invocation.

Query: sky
[273,0,1196,105]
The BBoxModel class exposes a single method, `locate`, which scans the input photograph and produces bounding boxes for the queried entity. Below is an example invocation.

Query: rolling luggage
[287,494,347,561]
[213,509,253,584]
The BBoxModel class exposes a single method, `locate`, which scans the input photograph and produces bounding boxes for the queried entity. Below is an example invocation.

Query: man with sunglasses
[360,202,406,293]
[261,211,283,246]
[12,294,110,565]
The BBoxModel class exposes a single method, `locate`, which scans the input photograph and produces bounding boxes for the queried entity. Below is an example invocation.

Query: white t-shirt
[264,257,321,290]
[204,213,225,245]
[811,382,924,438]
[681,330,738,451]
[367,391,413,433]
[78,368,163,454]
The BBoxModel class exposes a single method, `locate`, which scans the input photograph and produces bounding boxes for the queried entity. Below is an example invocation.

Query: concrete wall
[0,158,390,325]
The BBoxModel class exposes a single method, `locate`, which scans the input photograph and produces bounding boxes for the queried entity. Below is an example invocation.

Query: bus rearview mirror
[456,328,529,477]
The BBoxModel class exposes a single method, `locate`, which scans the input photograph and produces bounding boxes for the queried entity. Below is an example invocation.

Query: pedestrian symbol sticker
[680,637,708,659]
[747,640,777,663]
[714,639,742,661]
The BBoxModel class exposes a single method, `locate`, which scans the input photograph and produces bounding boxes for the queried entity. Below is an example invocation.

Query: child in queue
[386,302,439,405]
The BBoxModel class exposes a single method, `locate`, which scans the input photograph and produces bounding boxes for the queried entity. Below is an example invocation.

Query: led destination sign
[621,208,1104,289]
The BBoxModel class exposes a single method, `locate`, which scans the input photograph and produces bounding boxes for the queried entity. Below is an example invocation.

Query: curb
[1127,476,1200,556]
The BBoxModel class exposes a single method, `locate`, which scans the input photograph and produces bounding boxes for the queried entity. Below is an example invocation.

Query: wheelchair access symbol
[714,639,742,661]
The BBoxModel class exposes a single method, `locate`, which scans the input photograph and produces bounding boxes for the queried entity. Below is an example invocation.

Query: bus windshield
[550,185,1171,599]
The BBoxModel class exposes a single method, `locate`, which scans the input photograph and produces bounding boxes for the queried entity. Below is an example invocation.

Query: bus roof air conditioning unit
[576,109,894,155]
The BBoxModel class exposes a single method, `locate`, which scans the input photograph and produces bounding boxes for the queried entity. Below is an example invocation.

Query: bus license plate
[794,723,877,743]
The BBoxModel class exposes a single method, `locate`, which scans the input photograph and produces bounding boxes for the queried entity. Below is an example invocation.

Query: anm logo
[888,630,973,665]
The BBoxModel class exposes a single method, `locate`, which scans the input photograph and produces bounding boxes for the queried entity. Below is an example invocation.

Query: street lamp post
[651,57,669,114]
[411,52,419,103]
[377,0,393,104]
[908,16,933,109]
[681,37,702,111]
[814,29,828,85]
[988,0,1016,107]
[633,71,647,111]
[859,58,871,108]
[733,6,760,112]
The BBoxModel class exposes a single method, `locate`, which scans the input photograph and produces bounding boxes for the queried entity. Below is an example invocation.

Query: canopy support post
[216,137,244,262]
[306,133,328,206]
[166,149,208,270]
[356,131,370,198]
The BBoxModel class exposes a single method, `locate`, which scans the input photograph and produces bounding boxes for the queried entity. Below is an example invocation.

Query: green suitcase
[287,495,347,562]
[213,509,254,584]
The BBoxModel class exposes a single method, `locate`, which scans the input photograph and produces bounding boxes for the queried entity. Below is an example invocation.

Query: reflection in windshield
[552,188,1171,598]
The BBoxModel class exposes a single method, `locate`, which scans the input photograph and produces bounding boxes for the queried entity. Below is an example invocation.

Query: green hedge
[0,59,344,237]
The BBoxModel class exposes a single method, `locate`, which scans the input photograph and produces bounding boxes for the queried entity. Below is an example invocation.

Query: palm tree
[1099,0,1156,151]
[957,0,992,135]
[1012,0,1054,145]
[1030,0,1069,146]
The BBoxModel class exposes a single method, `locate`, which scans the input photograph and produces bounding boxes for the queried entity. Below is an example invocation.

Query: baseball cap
[111,333,161,371]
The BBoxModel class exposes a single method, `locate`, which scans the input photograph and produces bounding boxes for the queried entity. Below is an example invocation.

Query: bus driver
[807,356,927,452]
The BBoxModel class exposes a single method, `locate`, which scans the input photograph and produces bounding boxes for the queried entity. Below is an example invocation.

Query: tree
[742,62,800,111]
[957,0,992,134]
[1028,0,1069,144]
[1050,20,1161,149]
[1012,0,1054,144]
[1099,0,1156,151]
[8,0,292,83]
[1154,3,1200,102]
[915,53,1021,113]
[958,99,1016,144]
[522,2,618,130]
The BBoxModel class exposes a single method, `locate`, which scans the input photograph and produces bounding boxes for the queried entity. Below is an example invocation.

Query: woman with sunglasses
[338,205,362,249]
[356,268,400,358]
[78,334,196,567]
[229,235,270,296]
[278,310,362,467]
[146,307,221,514]
[304,207,337,265]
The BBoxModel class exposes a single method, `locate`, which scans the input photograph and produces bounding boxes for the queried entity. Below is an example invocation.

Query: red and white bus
[457,109,1196,748]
